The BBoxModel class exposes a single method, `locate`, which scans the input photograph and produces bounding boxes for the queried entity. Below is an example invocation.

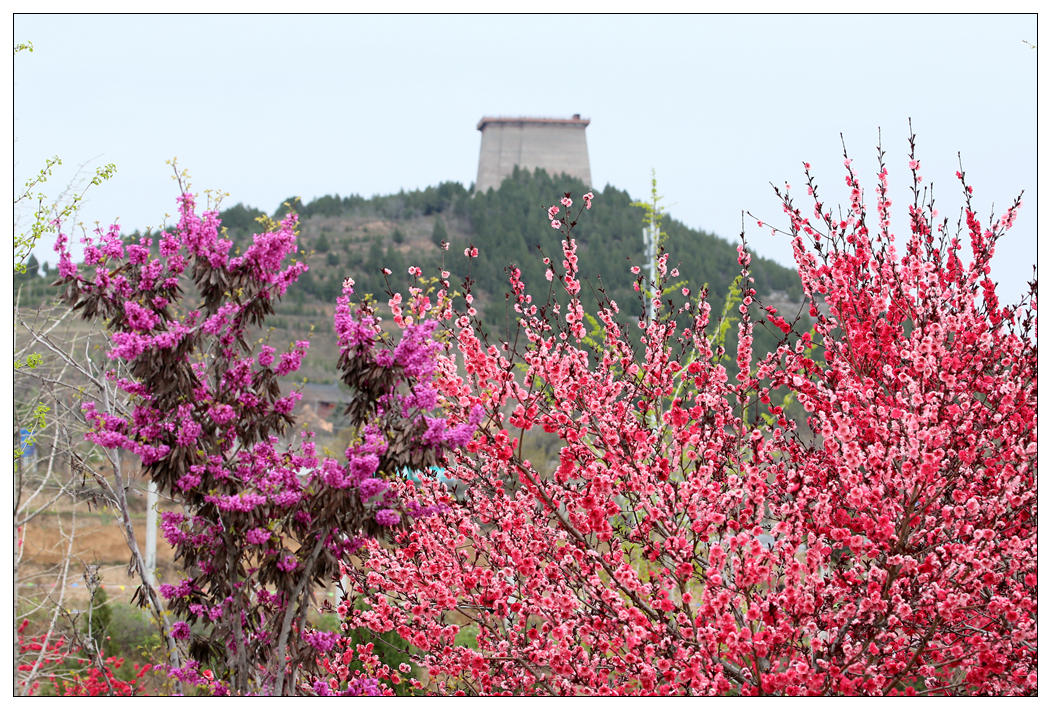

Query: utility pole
[145,479,158,585]
[643,220,658,322]
[641,174,661,322]
[638,172,663,430]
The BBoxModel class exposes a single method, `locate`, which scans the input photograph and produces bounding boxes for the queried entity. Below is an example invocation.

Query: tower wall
[475,116,591,193]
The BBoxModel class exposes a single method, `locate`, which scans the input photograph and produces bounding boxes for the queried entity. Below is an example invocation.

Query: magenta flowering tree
[54,184,476,695]
[333,134,1035,695]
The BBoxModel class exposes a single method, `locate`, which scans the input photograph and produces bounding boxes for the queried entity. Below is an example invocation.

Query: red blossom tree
[15,619,153,696]
[334,134,1036,696]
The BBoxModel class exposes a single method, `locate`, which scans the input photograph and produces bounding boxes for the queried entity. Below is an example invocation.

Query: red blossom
[336,136,1035,696]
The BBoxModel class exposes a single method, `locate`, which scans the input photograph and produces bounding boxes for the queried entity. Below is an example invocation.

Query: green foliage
[313,612,341,634]
[391,227,405,244]
[272,195,303,221]
[465,167,792,332]
[384,243,406,278]
[217,202,267,248]
[316,232,331,252]
[631,169,665,246]
[714,273,744,357]
[84,587,112,651]
[14,403,49,461]
[14,353,43,370]
[269,182,467,225]
[302,193,361,218]
[218,202,263,230]
[15,254,40,282]
[14,155,116,274]
[431,216,448,247]
[339,602,422,696]
[453,625,479,649]
[100,601,163,666]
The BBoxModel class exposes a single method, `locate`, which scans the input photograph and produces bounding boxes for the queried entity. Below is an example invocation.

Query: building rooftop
[477,114,590,131]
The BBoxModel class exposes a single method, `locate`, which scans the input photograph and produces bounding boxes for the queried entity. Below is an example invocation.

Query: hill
[18,168,805,385]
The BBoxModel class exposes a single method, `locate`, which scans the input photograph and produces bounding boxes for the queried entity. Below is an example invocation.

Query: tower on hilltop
[475,114,592,193]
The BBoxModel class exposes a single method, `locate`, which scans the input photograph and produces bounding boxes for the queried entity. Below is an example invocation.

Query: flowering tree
[54,179,476,695]
[15,619,153,696]
[335,135,1036,696]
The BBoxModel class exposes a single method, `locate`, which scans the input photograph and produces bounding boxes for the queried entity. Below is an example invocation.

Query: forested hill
[18,168,805,383]
[229,166,802,329]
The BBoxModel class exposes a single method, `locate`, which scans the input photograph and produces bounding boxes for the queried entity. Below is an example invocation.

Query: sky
[12,13,1038,305]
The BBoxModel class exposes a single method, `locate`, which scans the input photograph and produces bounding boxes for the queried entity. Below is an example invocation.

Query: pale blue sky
[13,13,1037,304]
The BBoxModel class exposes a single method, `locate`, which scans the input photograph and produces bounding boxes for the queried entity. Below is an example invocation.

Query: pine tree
[316,231,331,253]
[431,217,448,247]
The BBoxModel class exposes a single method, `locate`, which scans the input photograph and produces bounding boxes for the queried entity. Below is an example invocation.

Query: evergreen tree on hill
[431,217,448,247]
[316,231,331,252]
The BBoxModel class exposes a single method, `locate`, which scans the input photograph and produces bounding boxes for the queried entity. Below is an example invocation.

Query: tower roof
[477,114,590,131]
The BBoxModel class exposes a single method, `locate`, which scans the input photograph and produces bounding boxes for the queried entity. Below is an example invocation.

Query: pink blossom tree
[333,133,1035,695]
[54,177,477,695]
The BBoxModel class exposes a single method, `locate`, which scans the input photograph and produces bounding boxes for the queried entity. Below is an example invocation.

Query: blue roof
[401,466,454,485]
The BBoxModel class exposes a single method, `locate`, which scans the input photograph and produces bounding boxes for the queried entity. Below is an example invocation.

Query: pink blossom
[123,301,159,332]
[257,345,276,368]
[277,555,299,572]
[245,527,272,545]
[170,621,191,640]
[374,509,400,526]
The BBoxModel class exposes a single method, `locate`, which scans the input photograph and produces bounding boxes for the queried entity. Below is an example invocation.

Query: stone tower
[475,115,592,193]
